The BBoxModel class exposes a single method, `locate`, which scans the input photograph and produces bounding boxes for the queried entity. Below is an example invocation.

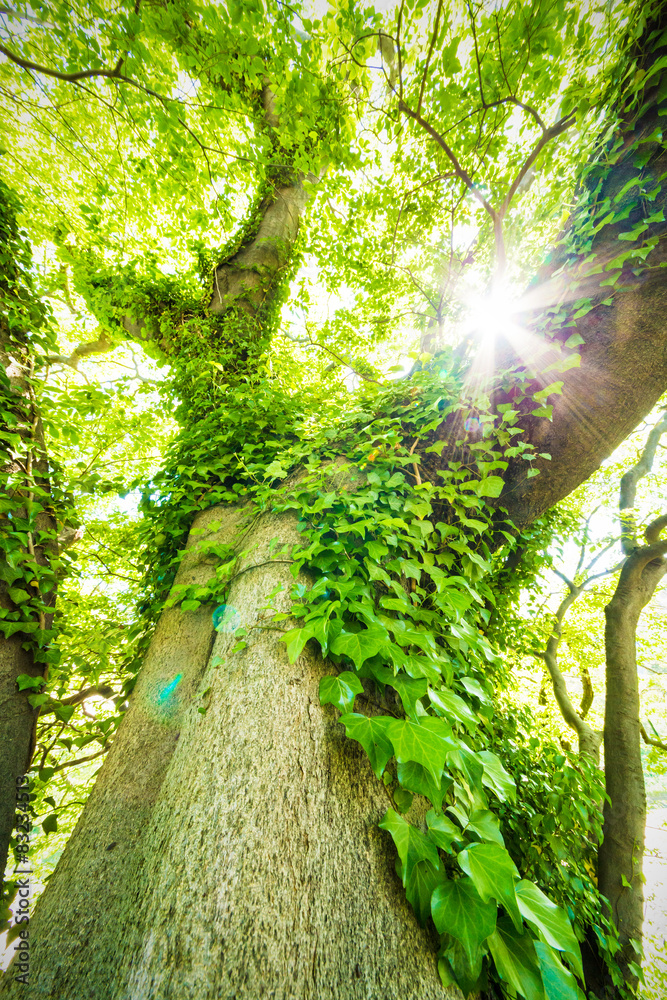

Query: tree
[524,411,667,991]
[0,180,58,890]
[1,1,667,998]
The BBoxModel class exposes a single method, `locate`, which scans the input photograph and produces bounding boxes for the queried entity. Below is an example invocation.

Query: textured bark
[0,632,37,884]
[209,181,309,317]
[0,496,460,1000]
[0,349,55,886]
[598,534,667,990]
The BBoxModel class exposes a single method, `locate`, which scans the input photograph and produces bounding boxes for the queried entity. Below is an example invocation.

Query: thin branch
[646,512,667,545]
[499,114,575,218]
[416,0,443,117]
[49,746,110,773]
[0,40,173,104]
[398,100,496,221]
[39,686,115,716]
[619,412,667,552]
[641,724,667,754]
[90,551,142,584]
[304,332,381,384]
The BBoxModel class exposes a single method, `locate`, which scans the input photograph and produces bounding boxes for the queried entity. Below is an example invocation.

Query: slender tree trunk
[601,593,646,983]
[0,497,457,999]
[0,345,55,887]
[597,527,667,992]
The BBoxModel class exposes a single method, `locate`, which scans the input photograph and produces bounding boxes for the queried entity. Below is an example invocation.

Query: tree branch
[619,412,667,552]
[415,0,443,118]
[641,724,667,754]
[39,686,115,716]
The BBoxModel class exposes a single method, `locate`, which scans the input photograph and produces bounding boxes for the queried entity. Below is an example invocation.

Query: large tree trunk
[0,499,455,999]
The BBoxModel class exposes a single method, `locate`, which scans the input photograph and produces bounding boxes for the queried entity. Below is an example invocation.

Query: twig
[641,725,667,754]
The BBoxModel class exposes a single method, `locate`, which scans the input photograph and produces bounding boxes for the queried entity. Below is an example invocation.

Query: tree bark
[598,529,667,990]
[1,327,56,887]
[0,496,457,1000]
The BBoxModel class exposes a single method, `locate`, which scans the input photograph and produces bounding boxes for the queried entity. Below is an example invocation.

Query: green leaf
[477,475,504,498]
[516,881,583,978]
[338,713,393,778]
[366,539,388,560]
[466,809,504,846]
[405,859,443,926]
[41,813,58,834]
[446,745,484,789]
[282,624,316,662]
[534,941,585,1000]
[428,686,479,730]
[426,808,461,852]
[330,625,388,668]
[386,719,456,784]
[319,671,364,713]
[370,664,427,718]
[393,787,414,813]
[398,761,452,811]
[431,876,497,966]
[16,673,46,691]
[439,936,487,995]
[379,808,441,885]
[458,843,521,930]
[488,917,546,1000]
[8,588,30,604]
[478,750,516,802]
[180,598,201,611]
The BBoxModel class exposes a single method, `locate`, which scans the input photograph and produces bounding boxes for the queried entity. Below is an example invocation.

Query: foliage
[2,0,667,996]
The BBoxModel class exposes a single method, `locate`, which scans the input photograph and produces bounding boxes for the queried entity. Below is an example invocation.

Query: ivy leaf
[534,940,585,1000]
[8,587,30,603]
[16,673,46,691]
[281,624,316,663]
[446,745,484,789]
[319,671,364,713]
[386,719,456,784]
[366,539,388,560]
[477,475,504,498]
[439,936,487,996]
[389,620,436,654]
[478,750,516,802]
[405,859,443,926]
[431,876,497,966]
[370,664,427,718]
[458,843,522,930]
[428,686,479,730]
[426,808,461,852]
[488,917,546,1000]
[398,762,452,811]
[338,713,393,778]
[466,809,504,846]
[393,787,414,814]
[516,881,583,978]
[379,808,441,886]
[330,625,388,667]
[459,675,490,704]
